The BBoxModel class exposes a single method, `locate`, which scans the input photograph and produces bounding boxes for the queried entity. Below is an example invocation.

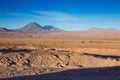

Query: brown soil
[0,38,120,80]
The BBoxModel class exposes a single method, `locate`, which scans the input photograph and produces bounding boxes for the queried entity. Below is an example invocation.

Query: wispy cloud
[2,11,96,30]
[35,11,79,21]
[5,12,46,19]
[5,11,96,22]
[5,13,27,16]
[5,12,44,19]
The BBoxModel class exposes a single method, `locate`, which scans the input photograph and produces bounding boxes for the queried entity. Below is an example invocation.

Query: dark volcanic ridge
[0,27,15,32]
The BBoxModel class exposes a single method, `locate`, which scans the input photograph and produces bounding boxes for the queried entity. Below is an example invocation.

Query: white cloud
[35,11,79,21]
[5,11,96,22]
[5,13,27,16]
[3,11,98,30]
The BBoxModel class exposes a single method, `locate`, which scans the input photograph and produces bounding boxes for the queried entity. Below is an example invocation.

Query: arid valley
[1,0,120,79]
[1,38,120,80]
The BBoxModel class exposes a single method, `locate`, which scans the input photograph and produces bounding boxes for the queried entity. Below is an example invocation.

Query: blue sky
[0,0,120,31]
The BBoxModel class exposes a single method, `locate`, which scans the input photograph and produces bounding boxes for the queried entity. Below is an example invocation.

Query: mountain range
[0,22,63,33]
[0,22,120,39]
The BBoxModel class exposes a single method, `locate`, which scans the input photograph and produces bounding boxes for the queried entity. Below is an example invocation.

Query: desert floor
[0,38,120,80]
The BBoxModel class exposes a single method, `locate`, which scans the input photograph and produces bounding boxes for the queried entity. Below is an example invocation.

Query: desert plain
[0,38,120,80]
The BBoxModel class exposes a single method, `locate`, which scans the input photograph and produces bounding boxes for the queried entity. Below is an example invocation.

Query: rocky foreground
[0,48,120,80]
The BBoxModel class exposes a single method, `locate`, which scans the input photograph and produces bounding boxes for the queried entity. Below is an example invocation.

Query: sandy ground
[0,38,120,80]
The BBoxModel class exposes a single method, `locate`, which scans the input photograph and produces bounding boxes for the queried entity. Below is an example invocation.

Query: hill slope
[18,22,44,33]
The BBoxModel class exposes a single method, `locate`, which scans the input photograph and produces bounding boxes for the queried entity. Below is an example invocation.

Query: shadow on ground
[82,53,120,60]
[1,66,120,80]
[0,48,32,53]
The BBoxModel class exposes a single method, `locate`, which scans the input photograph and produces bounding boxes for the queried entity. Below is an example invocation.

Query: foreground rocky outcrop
[0,48,120,79]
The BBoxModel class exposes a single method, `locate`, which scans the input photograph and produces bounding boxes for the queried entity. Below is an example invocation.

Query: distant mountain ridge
[18,22,63,33]
[18,22,44,33]
[88,27,118,31]
[0,22,119,33]
[1,22,120,39]
[0,22,63,33]
[0,27,14,32]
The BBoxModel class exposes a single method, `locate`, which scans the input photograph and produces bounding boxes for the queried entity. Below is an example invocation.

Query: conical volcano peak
[18,22,43,33]
[26,22,42,28]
